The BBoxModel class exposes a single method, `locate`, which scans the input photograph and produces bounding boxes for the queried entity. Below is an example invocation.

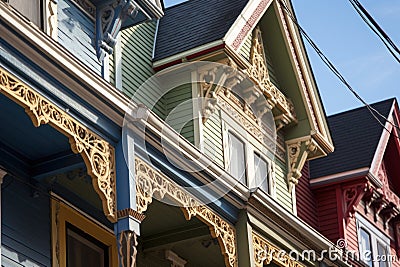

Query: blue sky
[163,0,400,115]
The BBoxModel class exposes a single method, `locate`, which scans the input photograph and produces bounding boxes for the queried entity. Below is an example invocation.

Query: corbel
[380,203,397,230]
[286,138,318,193]
[95,0,140,61]
[343,182,370,224]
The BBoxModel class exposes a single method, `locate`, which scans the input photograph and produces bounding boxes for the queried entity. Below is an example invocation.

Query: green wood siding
[275,158,292,211]
[203,107,224,168]
[121,21,165,117]
[164,83,194,144]
[240,32,253,61]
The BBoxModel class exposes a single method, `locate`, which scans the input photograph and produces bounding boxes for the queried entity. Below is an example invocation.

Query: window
[51,197,118,267]
[2,0,42,27]
[359,228,373,267]
[253,153,269,193]
[356,214,390,267]
[227,131,246,183]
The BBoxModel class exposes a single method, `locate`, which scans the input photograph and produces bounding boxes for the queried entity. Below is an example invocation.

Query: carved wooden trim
[0,67,117,222]
[45,0,58,39]
[252,231,305,267]
[286,139,318,192]
[247,27,297,126]
[119,230,138,267]
[117,208,146,222]
[135,157,237,267]
[343,183,370,223]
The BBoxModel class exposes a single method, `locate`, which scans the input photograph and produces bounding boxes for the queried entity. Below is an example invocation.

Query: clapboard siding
[164,83,194,144]
[240,32,252,61]
[315,188,340,242]
[275,159,292,211]
[58,0,101,75]
[2,179,51,266]
[296,162,319,229]
[121,21,165,117]
[203,107,224,168]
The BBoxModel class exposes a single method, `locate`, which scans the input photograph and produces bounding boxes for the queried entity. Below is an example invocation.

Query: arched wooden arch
[0,67,117,222]
[135,157,237,267]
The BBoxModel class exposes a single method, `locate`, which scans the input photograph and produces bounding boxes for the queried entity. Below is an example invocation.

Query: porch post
[0,169,7,266]
[114,130,143,266]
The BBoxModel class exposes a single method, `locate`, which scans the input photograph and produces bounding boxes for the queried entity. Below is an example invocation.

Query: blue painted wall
[1,177,51,266]
[58,0,101,75]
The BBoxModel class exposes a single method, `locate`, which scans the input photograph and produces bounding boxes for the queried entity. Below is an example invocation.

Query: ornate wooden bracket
[252,231,305,267]
[135,157,237,267]
[0,67,117,222]
[95,0,139,61]
[343,183,370,223]
[286,138,318,193]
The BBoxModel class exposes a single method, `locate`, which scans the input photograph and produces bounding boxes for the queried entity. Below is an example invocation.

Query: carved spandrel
[0,67,117,222]
[135,157,237,267]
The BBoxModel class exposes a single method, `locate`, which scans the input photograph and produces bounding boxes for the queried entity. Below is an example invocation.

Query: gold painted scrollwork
[135,158,237,267]
[252,231,305,267]
[0,67,117,222]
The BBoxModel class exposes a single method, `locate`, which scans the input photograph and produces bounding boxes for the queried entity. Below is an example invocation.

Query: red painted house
[297,98,400,267]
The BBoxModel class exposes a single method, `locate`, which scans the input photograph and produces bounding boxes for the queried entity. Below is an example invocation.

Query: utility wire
[278,0,400,139]
[348,0,400,64]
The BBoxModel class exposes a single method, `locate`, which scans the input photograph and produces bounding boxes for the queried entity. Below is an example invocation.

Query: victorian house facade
[0,0,346,266]
[298,98,400,267]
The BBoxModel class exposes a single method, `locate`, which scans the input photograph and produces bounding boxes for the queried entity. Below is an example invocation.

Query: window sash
[227,132,246,183]
[253,153,269,193]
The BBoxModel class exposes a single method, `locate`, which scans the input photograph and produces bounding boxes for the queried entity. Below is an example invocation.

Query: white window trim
[356,213,391,267]
[221,111,275,195]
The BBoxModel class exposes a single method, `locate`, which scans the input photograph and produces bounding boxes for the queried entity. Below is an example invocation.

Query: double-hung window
[253,153,269,194]
[227,131,246,184]
[356,214,390,267]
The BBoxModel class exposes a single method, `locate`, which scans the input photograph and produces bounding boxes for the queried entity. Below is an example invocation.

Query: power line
[278,0,400,139]
[348,0,400,64]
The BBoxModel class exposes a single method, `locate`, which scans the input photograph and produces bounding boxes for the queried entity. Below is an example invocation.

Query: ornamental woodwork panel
[252,231,305,267]
[0,67,117,222]
[135,157,237,267]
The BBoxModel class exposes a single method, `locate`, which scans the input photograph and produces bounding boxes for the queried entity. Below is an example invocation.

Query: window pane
[377,242,388,267]
[67,228,107,267]
[228,132,246,183]
[254,153,269,193]
[8,0,41,26]
[359,228,373,267]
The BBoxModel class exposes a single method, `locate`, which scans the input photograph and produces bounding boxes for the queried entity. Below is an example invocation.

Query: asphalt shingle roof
[310,98,395,179]
[153,0,249,61]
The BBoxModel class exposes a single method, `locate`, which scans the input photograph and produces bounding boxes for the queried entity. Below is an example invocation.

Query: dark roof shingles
[154,0,248,61]
[310,99,395,179]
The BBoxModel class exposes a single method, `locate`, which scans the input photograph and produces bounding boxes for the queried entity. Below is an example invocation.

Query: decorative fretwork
[119,230,138,267]
[0,67,117,222]
[247,27,296,127]
[286,139,318,192]
[135,157,237,267]
[252,231,305,267]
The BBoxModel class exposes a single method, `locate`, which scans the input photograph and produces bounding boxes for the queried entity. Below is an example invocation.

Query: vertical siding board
[121,21,166,117]
[58,0,101,75]
[203,107,224,167]
[275,159,293,211]
[315,188,340,242]
[296,162,319,229]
